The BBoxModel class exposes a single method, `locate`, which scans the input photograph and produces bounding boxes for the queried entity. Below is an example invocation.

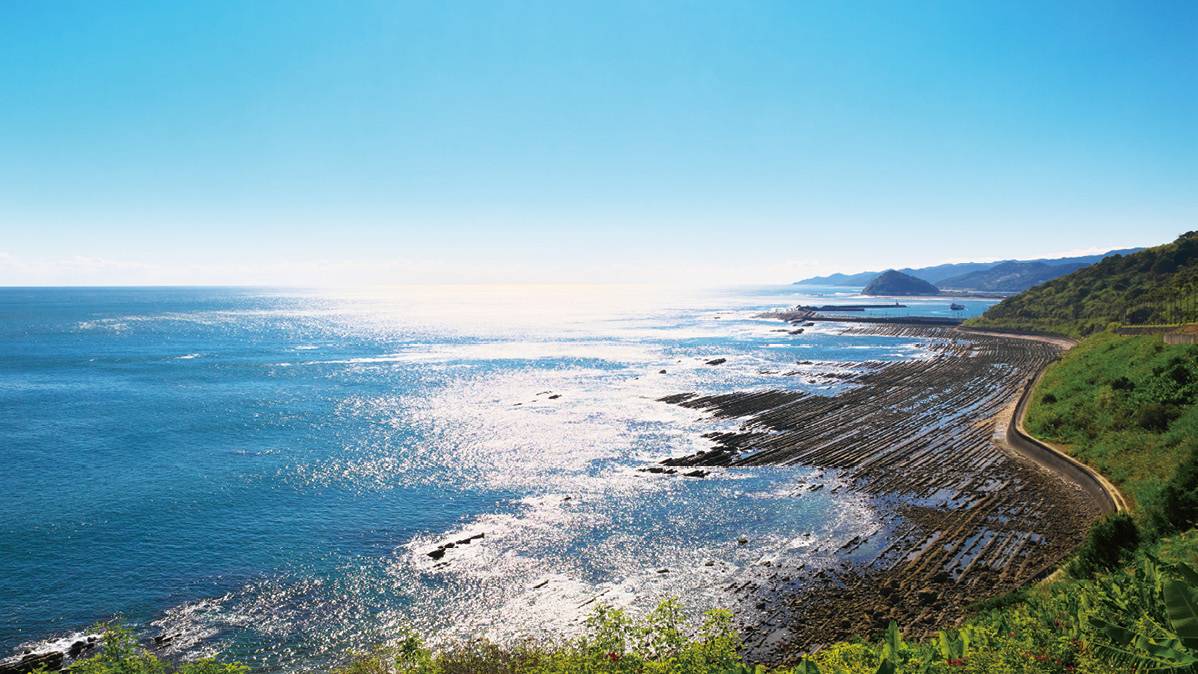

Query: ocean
[0,285,996,671]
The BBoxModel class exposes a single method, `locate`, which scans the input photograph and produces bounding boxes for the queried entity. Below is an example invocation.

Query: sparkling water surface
[0,285,995,670]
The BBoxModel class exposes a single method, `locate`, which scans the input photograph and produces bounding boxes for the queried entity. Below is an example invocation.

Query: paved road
[961,328,1127,515]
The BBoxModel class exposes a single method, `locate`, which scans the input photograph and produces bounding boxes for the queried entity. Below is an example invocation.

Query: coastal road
[960,329,1128,515]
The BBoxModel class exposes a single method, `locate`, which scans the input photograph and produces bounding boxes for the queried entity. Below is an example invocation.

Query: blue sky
[1,1,1195,285]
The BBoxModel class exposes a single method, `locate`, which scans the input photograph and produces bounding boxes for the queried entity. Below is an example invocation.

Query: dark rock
[548,394,560,399]
[428,543,456,560]
[917,587,939,605]
[682,469,709,478]
[705,358,727,366]
[658,369,667,374]
[0,651,64,674]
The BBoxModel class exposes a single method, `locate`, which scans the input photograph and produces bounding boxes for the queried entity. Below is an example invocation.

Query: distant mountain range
[937,260,1090,292]
[795,248,1143,292]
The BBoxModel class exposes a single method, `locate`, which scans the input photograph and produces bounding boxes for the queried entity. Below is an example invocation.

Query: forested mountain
[968,232,1198,337]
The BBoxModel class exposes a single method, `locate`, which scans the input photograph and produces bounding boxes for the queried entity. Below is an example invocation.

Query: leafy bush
[1069,513,1140,578]
[65,624,246,674]
[1110,376,1135,391]
[1087,554,1198,672]
[332,599,745,674]
[1150,447,1198,537]
[1137,401,1180,431]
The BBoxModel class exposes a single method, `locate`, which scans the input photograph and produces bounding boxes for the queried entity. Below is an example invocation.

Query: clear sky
[1,1,1195,285]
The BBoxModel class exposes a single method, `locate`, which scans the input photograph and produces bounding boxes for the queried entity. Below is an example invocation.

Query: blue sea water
[0,286,995,670]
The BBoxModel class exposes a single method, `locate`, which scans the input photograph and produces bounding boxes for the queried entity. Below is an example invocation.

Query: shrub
[1137,402,1179,431]
[1109,375,1135,391]
[334,599,745,674]
[1149,447,1198,536]
[68,624,246,674]
[1068,512,1140,578]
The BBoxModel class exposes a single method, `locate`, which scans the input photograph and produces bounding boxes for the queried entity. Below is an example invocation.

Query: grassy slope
[966,231,1198,338]
[1024,333,1198,510]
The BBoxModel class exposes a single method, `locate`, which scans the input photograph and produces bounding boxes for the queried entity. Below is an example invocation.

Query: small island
[861,269,941,296]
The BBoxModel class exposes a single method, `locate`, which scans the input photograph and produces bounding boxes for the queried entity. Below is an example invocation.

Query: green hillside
[968,231,1198,337]
[1025,332,1198,521]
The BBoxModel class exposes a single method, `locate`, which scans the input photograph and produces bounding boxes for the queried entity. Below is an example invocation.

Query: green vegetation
[1068,512,1140,579]
[62,537,1198,673]
[324,539,1198,673]
[326,553,1198,673]
[33,624,246,674]
[1023,333,1198,520]
[967,231,1198,338]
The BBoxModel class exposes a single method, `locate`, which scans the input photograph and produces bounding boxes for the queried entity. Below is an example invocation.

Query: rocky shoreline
[654,320,1101,664]
[0,634,100,674]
